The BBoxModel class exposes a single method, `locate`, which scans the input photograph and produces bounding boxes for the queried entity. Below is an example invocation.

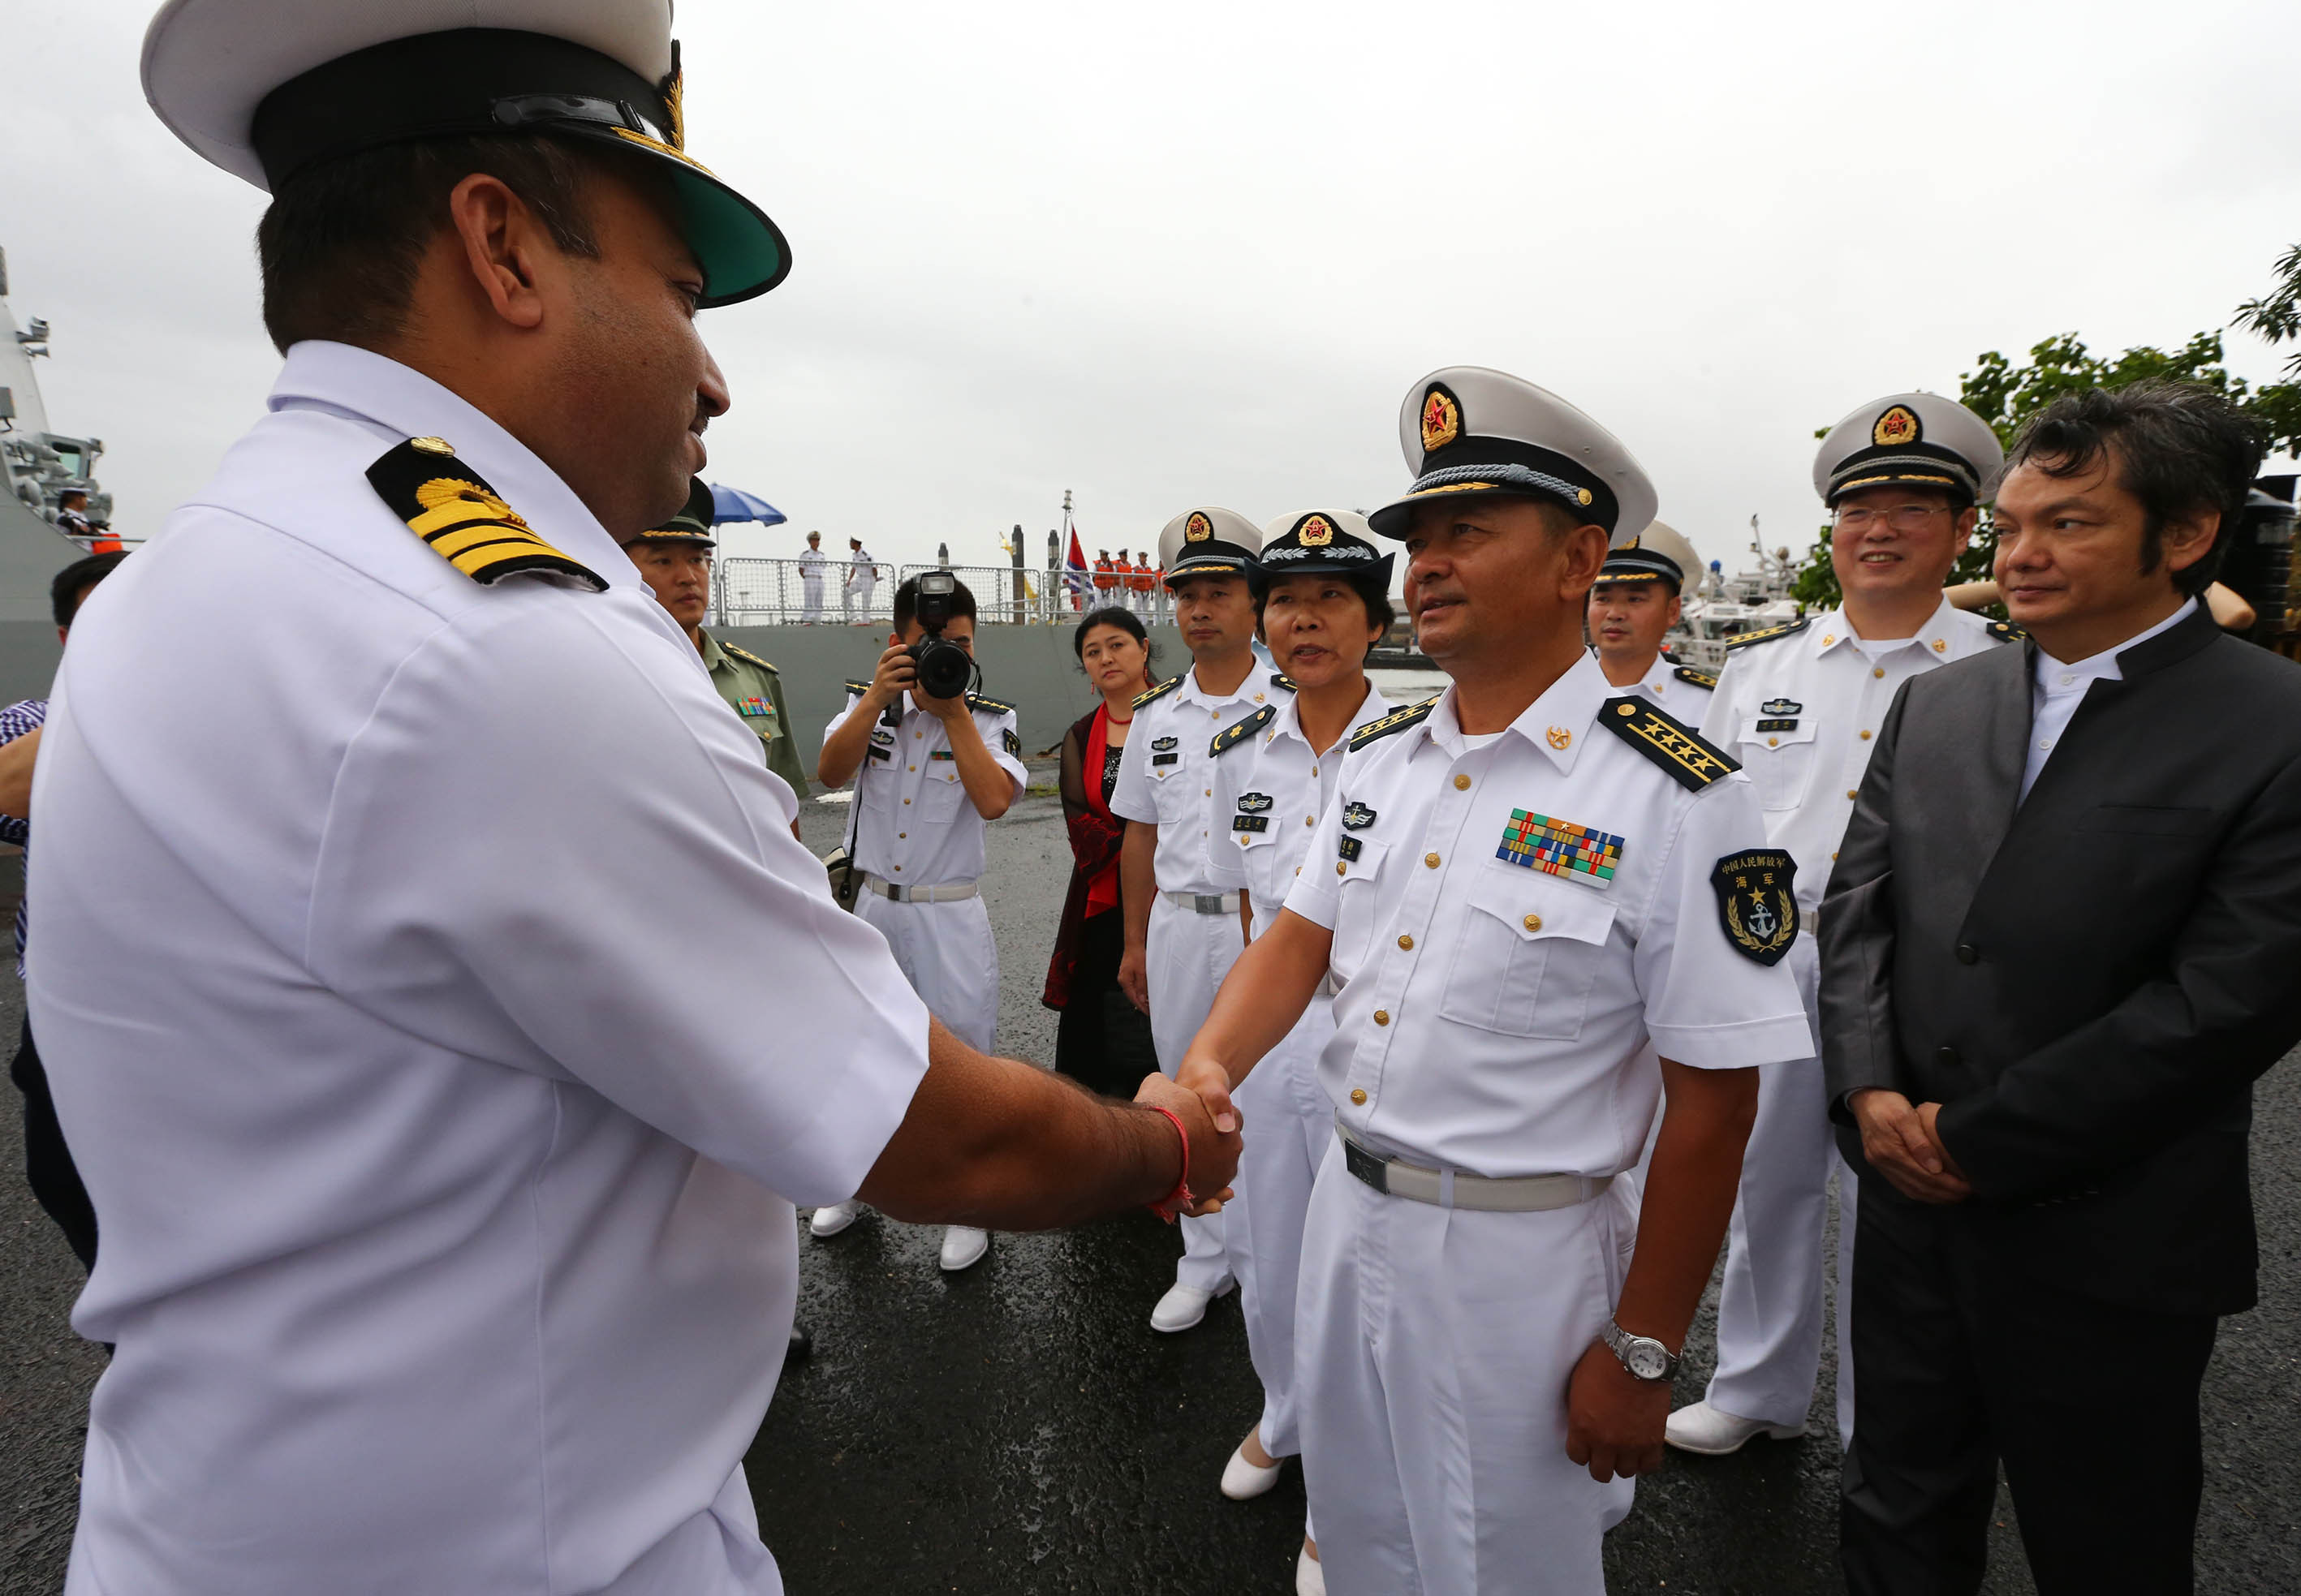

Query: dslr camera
[907,571,976,701]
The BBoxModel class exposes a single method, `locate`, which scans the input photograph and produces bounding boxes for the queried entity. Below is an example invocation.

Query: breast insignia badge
[1497,810,1624,888]
[1341,801,1377,831]
[1711,850,1799,965]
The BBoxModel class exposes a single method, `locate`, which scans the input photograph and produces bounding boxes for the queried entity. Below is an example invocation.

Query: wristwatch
[1600,1319,1681,1383]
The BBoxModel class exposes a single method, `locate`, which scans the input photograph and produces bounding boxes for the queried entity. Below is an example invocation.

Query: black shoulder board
[1672,665,1718,690]
[1132,677,1183,711]
[1984,618,2027,644]
[721,641,779,673]
[1599,697,1741,792]
[1211,703,1276,756]
[966,691,1016,716]
[366,437,606,592]
[1347,693,1441,753]
[843,679,873,698]
[1270,673,1297,692]
[1723,616,1812,652]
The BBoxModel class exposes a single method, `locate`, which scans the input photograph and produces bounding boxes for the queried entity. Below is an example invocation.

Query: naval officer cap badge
[141,0,791,308]
[1370,366,1658,550]
[1250,507,1393,596]
[1813,391,2004,509]
[1711,850,1799,966]
[1157,506,1262,585]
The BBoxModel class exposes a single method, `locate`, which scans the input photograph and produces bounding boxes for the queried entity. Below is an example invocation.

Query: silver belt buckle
[1193,893,1224,914]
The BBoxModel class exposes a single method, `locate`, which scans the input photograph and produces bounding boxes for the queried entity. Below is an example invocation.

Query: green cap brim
[558,127,791,308]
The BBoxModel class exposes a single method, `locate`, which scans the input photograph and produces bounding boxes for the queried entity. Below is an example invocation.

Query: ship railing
[712,557,1172,626]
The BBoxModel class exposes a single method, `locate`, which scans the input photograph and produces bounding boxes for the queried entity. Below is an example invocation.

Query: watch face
[1627,1340,1671,1381]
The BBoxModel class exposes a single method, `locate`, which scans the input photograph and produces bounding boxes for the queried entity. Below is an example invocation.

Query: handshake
[1131,1059,1245,1221]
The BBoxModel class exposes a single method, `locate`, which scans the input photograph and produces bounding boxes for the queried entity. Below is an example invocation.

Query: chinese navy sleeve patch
[1712,850,1799,965]
[1600,697,1739,791]
[366,437,606,592]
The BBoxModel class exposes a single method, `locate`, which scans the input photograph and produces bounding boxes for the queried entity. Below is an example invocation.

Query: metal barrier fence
[713,558,1172,626]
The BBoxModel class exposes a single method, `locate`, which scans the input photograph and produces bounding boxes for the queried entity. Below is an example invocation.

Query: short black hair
[2008,380,2265,598]
[1071,604,1164,682]
[255,133,642,355]
[1253,569,1397,638]
[52,550,127,628]
[893,574,977,632]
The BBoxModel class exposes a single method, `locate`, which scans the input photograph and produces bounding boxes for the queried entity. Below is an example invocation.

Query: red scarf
[1083,702,1123,916]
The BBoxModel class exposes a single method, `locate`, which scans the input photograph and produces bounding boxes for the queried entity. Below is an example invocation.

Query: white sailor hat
[141,0,789,307]
[1368,366,1657,549]
[1157,507,1262,584]
[1813,393,2003,507]
[1251,509,1393,594]
[620,477,716,548]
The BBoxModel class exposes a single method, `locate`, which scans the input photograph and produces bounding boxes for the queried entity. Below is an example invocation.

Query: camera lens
[910,635,974,700]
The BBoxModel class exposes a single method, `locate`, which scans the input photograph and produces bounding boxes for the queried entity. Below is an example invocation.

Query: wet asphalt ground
[4,787,2298,1594]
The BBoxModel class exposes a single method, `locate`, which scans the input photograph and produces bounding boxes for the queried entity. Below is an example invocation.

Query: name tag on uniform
[1497,809,1624,888]
[1338,837,1363,863]
[1233,815,1269,833]
[1756,719,1798,733]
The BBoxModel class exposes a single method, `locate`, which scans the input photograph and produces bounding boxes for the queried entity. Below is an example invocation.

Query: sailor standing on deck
[1665,392,2013,1458]
[1175,368,1811,1594]
[1114,506,1281,1332]
[846,535,878,620]
[1588,532,1715,712]
[32,9,1240,1592]
[799,529,829,622]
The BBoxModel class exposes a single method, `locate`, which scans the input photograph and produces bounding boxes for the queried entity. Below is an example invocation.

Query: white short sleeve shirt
[822,689,1027,885]
[1207,682,1392,940]
[1282,655,1812,1179]
[30,343,929,1596]
[1110,664,1291,895]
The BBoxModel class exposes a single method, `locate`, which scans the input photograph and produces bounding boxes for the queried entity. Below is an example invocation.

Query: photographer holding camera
[816,574,1028,1271]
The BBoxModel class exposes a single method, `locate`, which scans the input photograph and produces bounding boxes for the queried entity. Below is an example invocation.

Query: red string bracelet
[1145,1104,1194,1223]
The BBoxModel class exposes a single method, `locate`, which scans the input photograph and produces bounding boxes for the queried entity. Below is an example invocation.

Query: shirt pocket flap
[1336,832,1391,881]
[1463,866,1618,945]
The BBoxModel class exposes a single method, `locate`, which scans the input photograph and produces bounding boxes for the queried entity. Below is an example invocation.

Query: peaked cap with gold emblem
[622,476,717,548]
[1157,506,1261,584]
[1369,366,1657,548]
[141,0,790,307]
[1813,392,2003,507]
[1250,507,1394,596]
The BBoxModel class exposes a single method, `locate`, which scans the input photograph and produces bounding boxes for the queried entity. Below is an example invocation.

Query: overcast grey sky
[7,1,2299,577]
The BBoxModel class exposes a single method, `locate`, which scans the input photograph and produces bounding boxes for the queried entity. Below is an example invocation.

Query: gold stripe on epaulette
[366,441,606,593]
[1132,677,1183,711]
[723,642,779,672]
[1673,665,1718,689]
[1599,697,1739,792]
[1347,693,1441,752]
[1724,617,1812,651]
[1212,703,1275,756]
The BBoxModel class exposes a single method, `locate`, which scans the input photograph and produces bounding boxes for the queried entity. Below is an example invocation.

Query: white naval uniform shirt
[2023,599,2195,802]
[1207,682,1392,939]
[799,547,829,583]
[1618,651,1715,716]
[30,343,929,1596]
[1702,600,2005,915]
[821,688,1027,884]
[847,548,875,589]
[1282,656,1812,1179]
[1111,664,1292,894]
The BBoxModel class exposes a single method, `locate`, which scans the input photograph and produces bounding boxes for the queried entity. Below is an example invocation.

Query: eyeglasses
[1834,505,1954,532]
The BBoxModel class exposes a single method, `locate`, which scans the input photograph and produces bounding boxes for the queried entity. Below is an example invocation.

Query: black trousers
[1842,1185,2217,1596]
[11,1014,97,1271]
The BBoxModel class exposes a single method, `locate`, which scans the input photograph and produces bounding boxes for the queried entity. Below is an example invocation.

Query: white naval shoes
[1149,1279,1232,1334]
[938,1225,990,1272]
[1295,1545,1325,1596]
[1663,1400,1806,1456]
[808,1201,858,1238]
[1219,1435,1284,1500]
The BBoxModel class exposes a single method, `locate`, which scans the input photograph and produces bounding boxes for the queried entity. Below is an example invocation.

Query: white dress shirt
[1282,654,1812,1179]
[1207,682,1393,938]
[2023,599,2197,801]
[822,688,1027,884]
[1615,650,1715,715]
[31,342,929,1596]
[1112,663,1294,894]
[1703,599,2007,914]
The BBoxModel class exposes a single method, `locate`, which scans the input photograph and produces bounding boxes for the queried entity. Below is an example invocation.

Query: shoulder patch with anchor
[1132,677,1184,711]
[721,641,779,673]
[1712,850,1799,966]
[1984,618,2027,644]
[1724,616,1812,652]
[1347,693,1442,753]
[1212,703,1276,756]
[966,690,1017,716]
[1672,665,1718,690]
[366,437,606,592]
[1600,697,1741,792]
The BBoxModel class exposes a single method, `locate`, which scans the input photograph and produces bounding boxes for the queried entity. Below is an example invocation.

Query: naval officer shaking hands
[32,6,1238,1594]
[1176,368,1812,1594]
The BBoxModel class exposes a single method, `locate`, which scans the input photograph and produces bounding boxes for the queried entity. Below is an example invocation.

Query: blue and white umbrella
[707,483,786,526]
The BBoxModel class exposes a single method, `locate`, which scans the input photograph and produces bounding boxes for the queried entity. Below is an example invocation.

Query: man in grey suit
[1819,380,2301,1596]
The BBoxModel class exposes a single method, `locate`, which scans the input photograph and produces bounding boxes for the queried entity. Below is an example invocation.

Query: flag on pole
[1065,527,1091,610]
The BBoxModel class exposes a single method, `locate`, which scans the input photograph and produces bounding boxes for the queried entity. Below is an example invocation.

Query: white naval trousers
[1146,893,1243,1294]
[1703,946,1856,1445]
[800,574,825,624]
[1226,996,1333,1459]
[1299,1140,1640,1595]
[855,891,999,1052]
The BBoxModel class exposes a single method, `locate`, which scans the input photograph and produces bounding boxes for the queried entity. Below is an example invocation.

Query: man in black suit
[1819,379,2301,1595]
